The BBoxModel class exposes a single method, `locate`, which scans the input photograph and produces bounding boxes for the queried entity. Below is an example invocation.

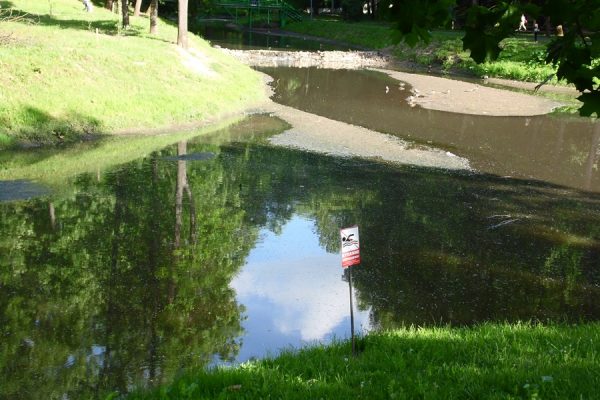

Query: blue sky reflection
[230,215,372,363]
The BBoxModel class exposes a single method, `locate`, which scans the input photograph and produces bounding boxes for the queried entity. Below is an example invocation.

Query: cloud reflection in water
[231,216,371,362]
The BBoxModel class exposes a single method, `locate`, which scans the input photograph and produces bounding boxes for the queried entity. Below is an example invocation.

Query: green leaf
[462,32,502,63]
[577,92,600,117]
[391,0,453,46]
[404,31,420,47]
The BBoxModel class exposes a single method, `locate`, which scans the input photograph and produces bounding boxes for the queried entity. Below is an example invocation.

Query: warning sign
[340,226,360,268]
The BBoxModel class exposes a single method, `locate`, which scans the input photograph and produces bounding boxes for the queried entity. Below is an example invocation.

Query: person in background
[518,14,527,31]
[533,20,540,41]
[82,0,93,12]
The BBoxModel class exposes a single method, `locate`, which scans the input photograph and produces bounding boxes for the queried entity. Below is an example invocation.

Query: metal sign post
[340,225,360,356]
[347,267,356,355]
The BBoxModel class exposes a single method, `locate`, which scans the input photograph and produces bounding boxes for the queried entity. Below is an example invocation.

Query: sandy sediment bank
[372,69,563,116]
[248,72,471,171]
[219,48,391,69]
[224,49,563,116]
[262,101,471,170]
[233,53,566,170]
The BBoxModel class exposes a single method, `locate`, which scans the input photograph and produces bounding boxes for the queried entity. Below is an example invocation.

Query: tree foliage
[392,0,600,117]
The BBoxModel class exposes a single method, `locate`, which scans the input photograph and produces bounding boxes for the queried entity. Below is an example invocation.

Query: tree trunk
[172,141,188,302]
[49,202,56,230]
[98,171,125,395]
[121,0,129,28]
[177,0,189,49]
[174,141,187,250]
[147,156,162,379]
[184,185,197,245]
[584,122,600,190]
[133,0,142,16]
[544,16,552,37]
[149,0,158,34]
[105,0,114,11]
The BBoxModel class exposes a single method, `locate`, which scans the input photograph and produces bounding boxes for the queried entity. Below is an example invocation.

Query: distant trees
[389,0,599,117]
[309,0,598,116]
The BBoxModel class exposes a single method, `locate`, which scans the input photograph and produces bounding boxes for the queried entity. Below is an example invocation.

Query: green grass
[0,113,290,188]
[286,20,561,82]
[0,117,239,186]
[127,322,600,399]
[287,19,396,49]
[0,0,267,148]
[395,34,558,83]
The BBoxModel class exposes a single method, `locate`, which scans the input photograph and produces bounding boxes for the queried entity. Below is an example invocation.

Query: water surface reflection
[263,67,600,192]
[194,23,347,51]
[0,180,48,202]
[1,116,599,398]
[231,216,370,363]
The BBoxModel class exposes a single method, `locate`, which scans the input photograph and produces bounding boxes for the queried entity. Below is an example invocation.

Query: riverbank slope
[0,0,266,149]
[285,20,557,83]
[283,20,581,108]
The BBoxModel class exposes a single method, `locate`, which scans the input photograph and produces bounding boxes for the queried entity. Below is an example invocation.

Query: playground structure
[214,0,304,27]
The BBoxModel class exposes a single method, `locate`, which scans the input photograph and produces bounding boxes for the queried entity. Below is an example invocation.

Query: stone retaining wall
[219,49,391,69]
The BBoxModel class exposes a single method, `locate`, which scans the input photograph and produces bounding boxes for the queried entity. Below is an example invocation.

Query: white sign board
[340,226,360,268]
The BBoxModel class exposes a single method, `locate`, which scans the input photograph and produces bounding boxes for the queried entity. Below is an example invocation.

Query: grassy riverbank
[0,0,266,148]
[0,114,289,190]
[287,20,558,83]
[128,322,600,399]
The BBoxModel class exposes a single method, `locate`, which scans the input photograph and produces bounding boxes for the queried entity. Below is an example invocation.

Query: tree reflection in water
[1,115,600,398]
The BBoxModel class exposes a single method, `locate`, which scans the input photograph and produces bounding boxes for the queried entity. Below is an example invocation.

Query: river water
[264,67,600,192]
[1,32,599,398]
[195,22,351,51]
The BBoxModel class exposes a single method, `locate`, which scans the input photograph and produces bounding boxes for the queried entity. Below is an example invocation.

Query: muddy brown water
[263,67,600,193]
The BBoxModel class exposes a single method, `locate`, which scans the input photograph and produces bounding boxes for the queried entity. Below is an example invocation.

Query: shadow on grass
[0,1,147,37]
[7,105,104,146]
[35,14,150,37]
[0,0,14,9]
[1,1,188,46]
